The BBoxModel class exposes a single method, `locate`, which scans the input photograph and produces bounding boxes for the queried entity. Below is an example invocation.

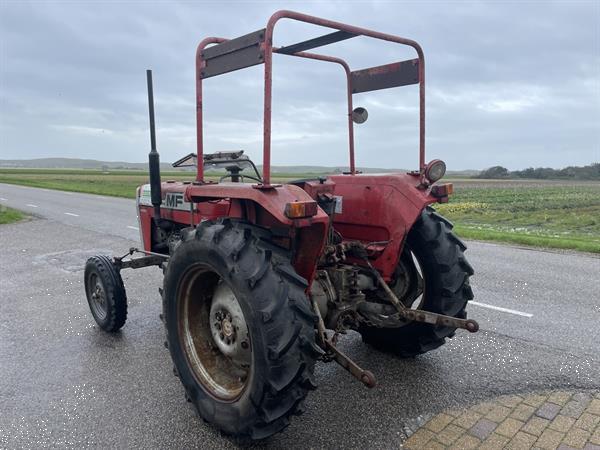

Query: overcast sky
[0,0,598,170]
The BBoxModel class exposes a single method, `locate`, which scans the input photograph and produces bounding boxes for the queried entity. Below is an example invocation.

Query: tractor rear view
[84,10,477,440]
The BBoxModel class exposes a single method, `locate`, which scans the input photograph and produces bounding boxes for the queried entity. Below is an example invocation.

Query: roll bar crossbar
[195,10,426,186]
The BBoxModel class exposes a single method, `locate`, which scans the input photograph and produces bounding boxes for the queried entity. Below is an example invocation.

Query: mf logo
[164,192,185,210]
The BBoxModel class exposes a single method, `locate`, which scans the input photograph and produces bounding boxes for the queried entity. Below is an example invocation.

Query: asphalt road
[1,183,599,449]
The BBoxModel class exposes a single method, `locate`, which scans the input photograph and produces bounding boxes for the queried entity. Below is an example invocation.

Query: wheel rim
[177,265,251,401]
[392,246,426,311]
[87,272,108,320]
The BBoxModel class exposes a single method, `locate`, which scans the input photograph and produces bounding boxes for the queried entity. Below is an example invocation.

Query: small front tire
[84,255,127,332]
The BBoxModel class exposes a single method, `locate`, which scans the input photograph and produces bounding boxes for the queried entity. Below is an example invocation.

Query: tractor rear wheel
[162,219,318,440]
[358,207,474,357]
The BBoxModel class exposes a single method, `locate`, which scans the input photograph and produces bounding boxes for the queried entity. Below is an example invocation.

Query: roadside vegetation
[0,204,25,225]
[437,181,600,253]
[1,168,598,253]
[474,163,599,180]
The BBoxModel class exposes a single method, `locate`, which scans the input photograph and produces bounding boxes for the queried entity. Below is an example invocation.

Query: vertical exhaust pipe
[146,69,162,220]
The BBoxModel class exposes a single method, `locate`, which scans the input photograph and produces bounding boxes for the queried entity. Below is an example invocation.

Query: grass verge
[0,205,25,225]
[452,225,600,254]
[437,182,600,254]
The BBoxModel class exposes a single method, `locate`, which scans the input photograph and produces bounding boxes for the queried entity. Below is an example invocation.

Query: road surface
[1,183,599,448]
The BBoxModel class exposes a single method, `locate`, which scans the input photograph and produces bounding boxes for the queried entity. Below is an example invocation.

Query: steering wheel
[218,164,262,183]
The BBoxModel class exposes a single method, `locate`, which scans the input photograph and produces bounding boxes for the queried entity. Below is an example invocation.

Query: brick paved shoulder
[401,390,600,450]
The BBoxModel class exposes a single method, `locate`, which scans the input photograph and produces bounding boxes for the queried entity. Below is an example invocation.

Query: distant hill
[0,157,175,171]
[0,157,479,177]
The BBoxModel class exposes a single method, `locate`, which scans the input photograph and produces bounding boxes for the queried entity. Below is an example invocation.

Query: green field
[0,204,25,225]
[0,168,319,198]
[436,180,600,253]
[1,169,598,253]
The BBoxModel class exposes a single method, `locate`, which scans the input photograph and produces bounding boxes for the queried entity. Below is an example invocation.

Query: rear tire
[84,255,127,332]
[358,207,474,357]
[162,219,318,440]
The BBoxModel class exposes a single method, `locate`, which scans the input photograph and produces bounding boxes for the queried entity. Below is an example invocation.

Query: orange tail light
[284,201,318,218]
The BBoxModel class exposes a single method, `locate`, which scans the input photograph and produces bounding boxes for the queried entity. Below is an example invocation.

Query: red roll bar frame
[195,10,425,186]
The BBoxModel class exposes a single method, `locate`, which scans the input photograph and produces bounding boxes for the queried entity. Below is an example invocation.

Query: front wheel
[84,255,127,332]
[359,207,474,357]
[162,219,318,440]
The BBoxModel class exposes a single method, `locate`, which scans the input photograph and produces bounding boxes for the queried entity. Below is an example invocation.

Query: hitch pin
[364,258,479,333]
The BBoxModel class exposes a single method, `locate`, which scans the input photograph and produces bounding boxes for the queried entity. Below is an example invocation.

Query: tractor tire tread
[162,219,316,440]
[84,255,127,332]
[359,206,473,357]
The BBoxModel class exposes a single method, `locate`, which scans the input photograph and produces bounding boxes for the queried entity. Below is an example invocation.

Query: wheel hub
[88,274,107,318]
[213,310,237,343]
[209,283,251,367]
[221,317,234,338]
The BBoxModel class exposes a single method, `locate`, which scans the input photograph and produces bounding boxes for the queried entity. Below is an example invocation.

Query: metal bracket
[351,58,419,94]
[275,30,356,55]
[200,29,265,79]
[113,247,168,271]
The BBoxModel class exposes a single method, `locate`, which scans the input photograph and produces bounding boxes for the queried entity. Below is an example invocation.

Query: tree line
[474,163,599,180]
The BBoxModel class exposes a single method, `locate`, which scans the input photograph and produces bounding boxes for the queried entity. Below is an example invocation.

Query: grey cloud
[0,0,598,170]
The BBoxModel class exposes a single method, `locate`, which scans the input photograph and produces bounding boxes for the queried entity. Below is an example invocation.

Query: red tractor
[84,10,477,440]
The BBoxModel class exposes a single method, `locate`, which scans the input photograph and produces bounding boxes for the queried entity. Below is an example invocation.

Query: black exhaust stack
[146,69,162,220]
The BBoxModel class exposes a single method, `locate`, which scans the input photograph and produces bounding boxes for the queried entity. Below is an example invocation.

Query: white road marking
[0,197,7,201]
[26,204,39,208]
[127,226,139,230]
[64,212,79,217]
[470,301,533,318]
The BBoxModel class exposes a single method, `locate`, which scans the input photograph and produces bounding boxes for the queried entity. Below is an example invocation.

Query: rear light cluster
[285,201,318,219]
[431,183,453,203]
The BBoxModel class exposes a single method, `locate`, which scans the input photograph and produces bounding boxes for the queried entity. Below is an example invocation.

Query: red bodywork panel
[138,173,439,284]
[138,181,330,283]
[329,173,436,280]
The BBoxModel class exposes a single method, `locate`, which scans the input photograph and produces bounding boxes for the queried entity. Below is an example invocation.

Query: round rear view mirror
[352,107,368,124]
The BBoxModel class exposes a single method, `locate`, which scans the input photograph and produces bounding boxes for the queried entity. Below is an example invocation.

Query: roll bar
[195,10,425,186]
